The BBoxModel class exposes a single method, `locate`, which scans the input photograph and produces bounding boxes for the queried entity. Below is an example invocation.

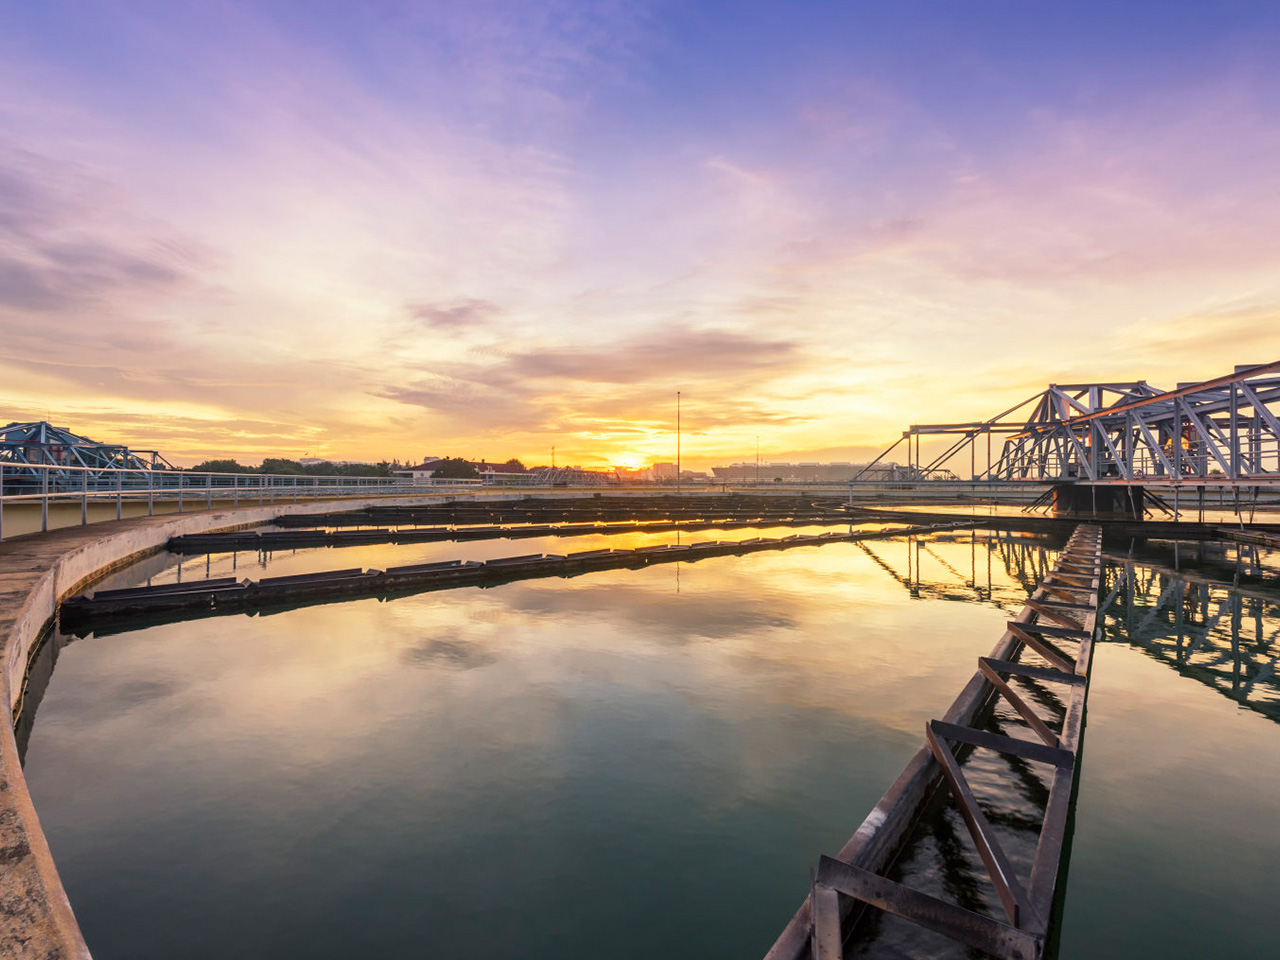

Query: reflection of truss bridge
[854,531,1058,613]
[857,527,1280,724]
[1100,556,1280,723]
[865,361,1280,488]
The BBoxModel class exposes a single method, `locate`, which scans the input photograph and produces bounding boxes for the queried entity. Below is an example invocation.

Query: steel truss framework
[0,420,173,482]
[883,361,1280,486]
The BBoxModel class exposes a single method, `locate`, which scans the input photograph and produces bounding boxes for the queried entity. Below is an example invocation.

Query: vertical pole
[81,467,88,525]
[0,463,5,541]
[1230,383,1239,480]
[1231,592,1242,692]
[233,475,239,508]
[1174,403,1182,477]
[148,470,154,516]
[676,390,681,497]
[41,465,48,532]
[179,473,184,514]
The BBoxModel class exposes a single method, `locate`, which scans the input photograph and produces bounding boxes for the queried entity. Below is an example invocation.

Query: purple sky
[3,1,1279,467]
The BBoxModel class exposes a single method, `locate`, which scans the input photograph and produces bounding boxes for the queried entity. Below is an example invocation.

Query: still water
[19,530,1280,959]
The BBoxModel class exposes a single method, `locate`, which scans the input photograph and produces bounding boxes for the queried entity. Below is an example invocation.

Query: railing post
[41,464,49,532]
[207,473,213,510]
[178,473,184,513]
[233,475,239,508]
[0,463,5,541]
[116,468,123,520]
[148,470,154,516]
[82,467,88,526]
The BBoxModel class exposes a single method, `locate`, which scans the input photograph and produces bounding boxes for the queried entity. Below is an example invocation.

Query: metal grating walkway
[767,524,1102,960]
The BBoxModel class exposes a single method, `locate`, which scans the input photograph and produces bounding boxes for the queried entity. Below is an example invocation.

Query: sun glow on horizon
[3,2,1280,464]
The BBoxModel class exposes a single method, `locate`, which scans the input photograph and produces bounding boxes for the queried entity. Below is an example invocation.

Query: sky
[2,0,1280,469]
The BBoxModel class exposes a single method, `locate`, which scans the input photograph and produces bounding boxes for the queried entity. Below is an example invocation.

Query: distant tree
[504,458,526,472]
[190,459,254,474]
[257,457,305,475]
[188,456,394,477]
[430,457,480,479]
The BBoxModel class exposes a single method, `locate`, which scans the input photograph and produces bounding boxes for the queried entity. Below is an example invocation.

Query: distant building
[473,460,525,479]
[613,466,654,482]
[652,461,678,481]
[392,458,442,480]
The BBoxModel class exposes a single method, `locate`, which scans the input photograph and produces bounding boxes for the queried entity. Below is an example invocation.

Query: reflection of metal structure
[526,466,610,486]
[772,526,1104,960]
[863,361,1280,487]
[0,421,174,483]
[856,525,1280,727]
[1100,556,1280,723]
[855,531,1056,614]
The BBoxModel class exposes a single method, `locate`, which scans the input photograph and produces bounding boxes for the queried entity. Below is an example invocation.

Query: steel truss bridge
[0,420,175,477]
[861,360,1280,488]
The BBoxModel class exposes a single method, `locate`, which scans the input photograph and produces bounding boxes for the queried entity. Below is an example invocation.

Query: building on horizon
[392,458,442,481]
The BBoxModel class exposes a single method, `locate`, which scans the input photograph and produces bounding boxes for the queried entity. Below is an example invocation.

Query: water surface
[21,531,1280,958]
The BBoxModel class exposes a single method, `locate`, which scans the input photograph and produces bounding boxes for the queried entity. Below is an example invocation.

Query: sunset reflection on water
[19,530,1280,959]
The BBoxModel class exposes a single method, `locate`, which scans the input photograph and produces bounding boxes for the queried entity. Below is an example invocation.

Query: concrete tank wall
[0,492,554,959]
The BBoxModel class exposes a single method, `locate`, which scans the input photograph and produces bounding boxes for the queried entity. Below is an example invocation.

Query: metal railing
[0,463,488,541]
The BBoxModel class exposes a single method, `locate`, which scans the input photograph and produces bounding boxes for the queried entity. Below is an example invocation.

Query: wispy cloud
[407,298,503,330]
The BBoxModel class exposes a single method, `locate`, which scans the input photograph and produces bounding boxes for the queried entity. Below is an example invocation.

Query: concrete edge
[0,492,520,959]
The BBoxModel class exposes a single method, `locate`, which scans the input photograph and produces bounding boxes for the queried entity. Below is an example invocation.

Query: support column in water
[1051,483,1144,519]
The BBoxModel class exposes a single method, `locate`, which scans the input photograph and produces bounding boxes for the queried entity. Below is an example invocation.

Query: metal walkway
[766,525,1102,960]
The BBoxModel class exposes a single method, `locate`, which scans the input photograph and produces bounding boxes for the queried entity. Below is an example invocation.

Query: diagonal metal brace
[925,721,1043,931]
[815,857,1043,960]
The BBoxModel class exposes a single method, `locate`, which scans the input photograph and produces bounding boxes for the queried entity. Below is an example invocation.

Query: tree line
[186,456,526,478]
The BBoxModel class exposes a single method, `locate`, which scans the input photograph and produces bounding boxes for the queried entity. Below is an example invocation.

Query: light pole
[676,390,681,496]
[756,435,760,484]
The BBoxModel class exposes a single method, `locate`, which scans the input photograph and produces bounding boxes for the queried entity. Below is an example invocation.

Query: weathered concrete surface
[0,492,539,958]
